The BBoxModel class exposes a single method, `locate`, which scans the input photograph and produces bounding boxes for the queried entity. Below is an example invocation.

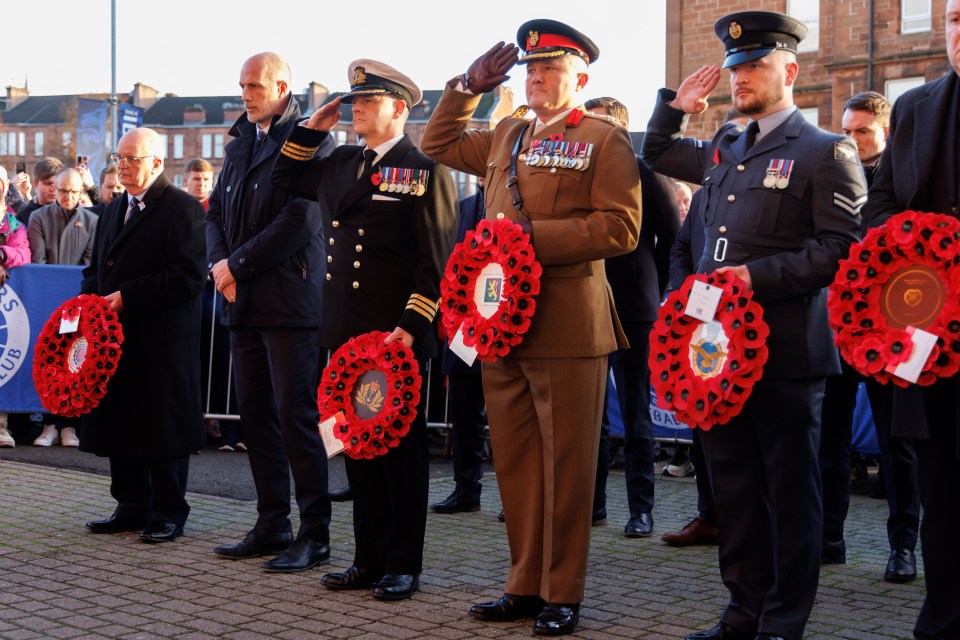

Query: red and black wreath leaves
[827,210,960,386]
[440,217,542,361]
[32,294,124,418]
[318,331,422,460]
[649,271,770,430]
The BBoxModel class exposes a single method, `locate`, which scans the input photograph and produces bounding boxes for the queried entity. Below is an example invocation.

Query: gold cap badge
[729,21,742,39]
[351,66,367,86]
[529,30,540,47]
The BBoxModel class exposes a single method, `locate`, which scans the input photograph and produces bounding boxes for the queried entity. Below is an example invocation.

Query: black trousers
[448,372,486,491]
[818,361,860,543]
[692,428,715,524]
[913,377,960,640]
[346,380,429,575]
[700,377,824,640]
[230,327,330,541]
[109,455,190,527]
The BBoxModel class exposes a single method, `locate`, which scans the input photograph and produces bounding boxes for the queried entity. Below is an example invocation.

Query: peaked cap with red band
[516,19,599,65]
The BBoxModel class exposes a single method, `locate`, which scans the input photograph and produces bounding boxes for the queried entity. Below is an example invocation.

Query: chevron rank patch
[834,191,867,217]
[834,141,858,162]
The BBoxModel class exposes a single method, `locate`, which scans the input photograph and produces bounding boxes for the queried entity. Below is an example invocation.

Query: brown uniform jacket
[421,79,642,358]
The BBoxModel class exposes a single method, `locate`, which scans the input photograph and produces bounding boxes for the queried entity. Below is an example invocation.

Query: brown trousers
[482,354,607,603]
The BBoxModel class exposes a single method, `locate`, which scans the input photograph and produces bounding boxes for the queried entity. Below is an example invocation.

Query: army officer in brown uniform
[421,19,641,637]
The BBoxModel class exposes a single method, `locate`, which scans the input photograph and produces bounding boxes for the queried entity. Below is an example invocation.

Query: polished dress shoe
[85,513,150,534]
[624,512,654,538]
[884,547,917,583]
[431,487,481,514]
[469,593,545,621]
[213,528,293,559]
[260,537,330,573]
[592,507,607,526]
[685,622,754,640]
[533,603,579,636]
[321,566,382,590]
[662,514,718,546]
[821,538,846,565]
[497,510,505,522]
[329,485,353,502]
[139,522,183,543]
[372,572,419,601]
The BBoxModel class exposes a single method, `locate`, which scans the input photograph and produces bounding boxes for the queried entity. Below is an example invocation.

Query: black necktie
[743,120,760,149]
[124,196,140,224]
[361,149,377,175]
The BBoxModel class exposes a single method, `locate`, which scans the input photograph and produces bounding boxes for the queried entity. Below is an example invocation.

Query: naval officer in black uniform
[272,59,457,601]
[642,12,865,640]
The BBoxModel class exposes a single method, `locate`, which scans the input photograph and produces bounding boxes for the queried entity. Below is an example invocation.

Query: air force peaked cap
[516,19,599,65]
[341,59,422,107]
[714,11,808,69]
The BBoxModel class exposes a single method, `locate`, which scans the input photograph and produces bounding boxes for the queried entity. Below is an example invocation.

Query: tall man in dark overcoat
[273,59,457,601]
[207,52,336,573]
[642,12,865,640]
[81,127,207,543]
[860,2,960,635]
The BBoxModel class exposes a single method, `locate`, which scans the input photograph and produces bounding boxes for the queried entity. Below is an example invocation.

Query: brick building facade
[667,0,950,139]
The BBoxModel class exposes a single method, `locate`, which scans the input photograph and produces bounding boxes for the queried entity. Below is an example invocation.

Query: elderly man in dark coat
[81,126,207,544]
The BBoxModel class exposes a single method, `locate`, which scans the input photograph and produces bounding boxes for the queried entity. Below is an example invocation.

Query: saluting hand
[464,42,520,94]
[304,97,343,132]
[670,65,722,115]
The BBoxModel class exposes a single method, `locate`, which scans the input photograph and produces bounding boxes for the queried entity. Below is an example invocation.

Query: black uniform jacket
[272,127,458,359]
[80,173,207,457]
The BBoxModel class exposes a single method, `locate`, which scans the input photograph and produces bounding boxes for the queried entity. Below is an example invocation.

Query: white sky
[2,0,667,128]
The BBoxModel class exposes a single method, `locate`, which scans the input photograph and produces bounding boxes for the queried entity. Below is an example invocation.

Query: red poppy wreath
[318,331,421,459]
[649,271,770,431]
[440,217,542,361]
[32,294,124,418]
[827,210,960,386]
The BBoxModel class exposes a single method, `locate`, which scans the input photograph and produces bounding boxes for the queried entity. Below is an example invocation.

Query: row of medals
[520,140,594,171]
[372,167,430,196]
[763,159,792,190]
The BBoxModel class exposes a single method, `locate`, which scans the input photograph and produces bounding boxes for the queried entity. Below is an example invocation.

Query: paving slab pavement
[0,459,924,639]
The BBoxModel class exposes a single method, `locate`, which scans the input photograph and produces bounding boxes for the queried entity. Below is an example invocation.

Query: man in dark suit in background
[859,2,960,635]
[273,59,457,601]
[208,52,335,574]
[643,11,865,639]
[586,96,680,538]
[81,127,207,543]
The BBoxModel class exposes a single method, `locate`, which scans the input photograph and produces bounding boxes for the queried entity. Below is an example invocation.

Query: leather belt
[507,125,526,212]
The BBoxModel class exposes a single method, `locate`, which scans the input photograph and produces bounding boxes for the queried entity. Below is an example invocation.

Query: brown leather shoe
[661,515,718,547]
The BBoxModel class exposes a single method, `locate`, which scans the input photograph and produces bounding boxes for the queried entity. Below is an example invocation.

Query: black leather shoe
[592,508,607,526]
[469,594,545,621]
[85,513,150,534]
[329,485,353,502]
[624,512,654,538]
[431,488,481,514]
[497,510,505,522]
[372,572,419,600]
[139,522,183,543]
[321,566,382,590]
[821,538,846,565]
[533,603,580,636]
[685,622,754,640]
[884,547,917,583]
[214,528,293,559]
[260,537,330,573]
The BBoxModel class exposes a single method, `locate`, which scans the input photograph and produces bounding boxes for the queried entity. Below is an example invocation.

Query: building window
[201,134,212,158]
[799,108,819,127]
[214,134,224,158]
[18,132,26,157]
[173,174,184,188]
[157,134,169,159]
[788,0,819,53]
[62,131,72,154]
[886,76,926,105]
[173,134,184,159]
[34,132,44,156]
[902,0,932,34]
[0,134,8,156]
[336,130,347,146]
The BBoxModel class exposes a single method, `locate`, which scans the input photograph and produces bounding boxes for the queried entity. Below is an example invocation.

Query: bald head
[116,127,165,194]
[240,52,292,125]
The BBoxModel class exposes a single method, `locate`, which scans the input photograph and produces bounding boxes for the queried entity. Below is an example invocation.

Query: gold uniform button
[358,229,365,237]
[353,261,360,269]
[737,164,745,172]
[727,194,736,203]
[329,238,335,245]
[327,255,333,263]
[325,273,332,281]
[550,167,557,174]
[332,220,340,228]
[352,281,359,289]
[355,245,363,253]
[719,226,728,234]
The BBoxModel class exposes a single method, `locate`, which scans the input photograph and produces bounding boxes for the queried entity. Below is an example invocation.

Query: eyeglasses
[110,153,155,165]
